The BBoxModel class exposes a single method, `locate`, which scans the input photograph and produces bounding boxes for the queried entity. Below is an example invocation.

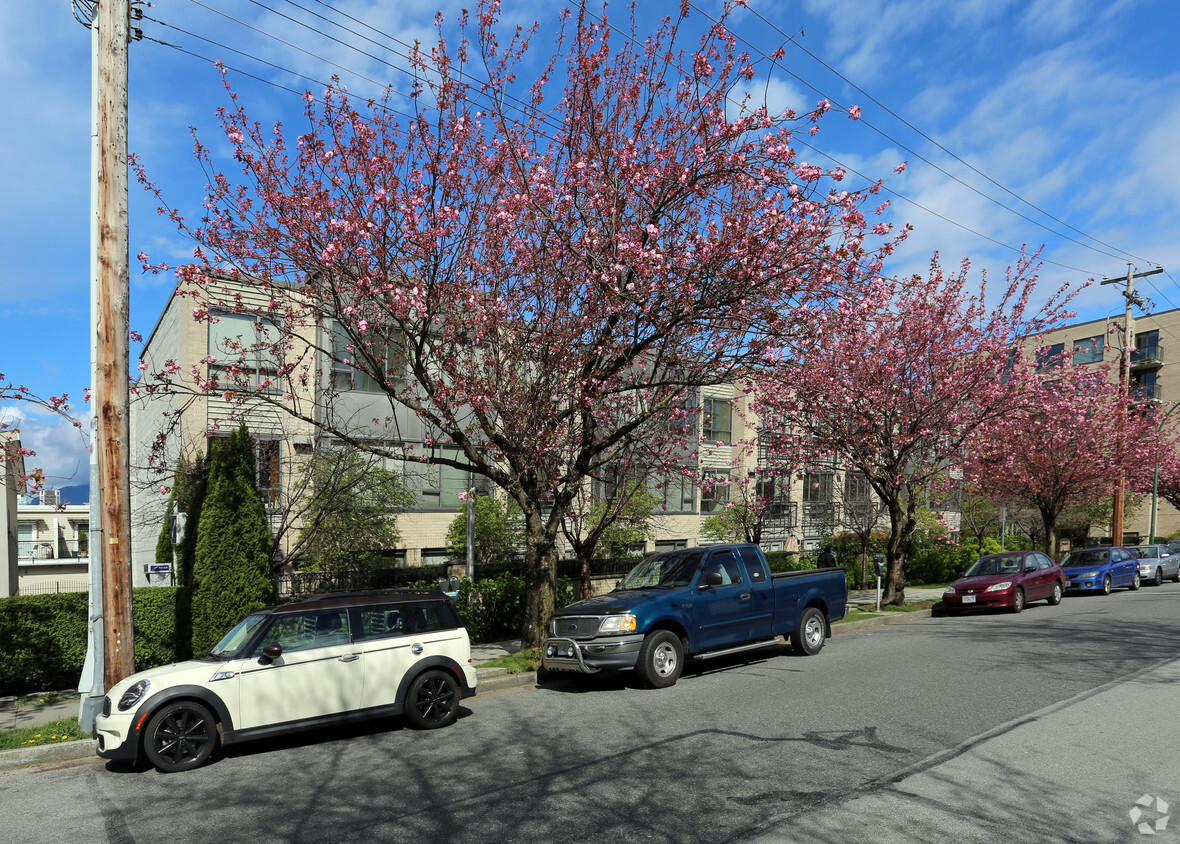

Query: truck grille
[552,616,601,640]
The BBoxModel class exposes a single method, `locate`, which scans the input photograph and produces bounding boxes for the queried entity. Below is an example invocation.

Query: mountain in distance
[52,484,90,505]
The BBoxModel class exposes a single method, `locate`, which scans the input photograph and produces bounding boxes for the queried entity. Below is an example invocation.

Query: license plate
[962,595,976,604]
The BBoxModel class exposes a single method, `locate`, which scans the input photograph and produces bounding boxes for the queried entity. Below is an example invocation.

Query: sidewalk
[743,657,1180,842]
[846,585,946,608]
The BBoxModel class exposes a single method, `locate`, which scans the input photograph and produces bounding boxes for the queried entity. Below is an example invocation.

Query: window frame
[208,312,282,393]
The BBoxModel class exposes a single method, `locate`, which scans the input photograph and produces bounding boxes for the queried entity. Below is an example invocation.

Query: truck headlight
[986,581,1012,592]
[117,679,150,711]
[598,614,637,635]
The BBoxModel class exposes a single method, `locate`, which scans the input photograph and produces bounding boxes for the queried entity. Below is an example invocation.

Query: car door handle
[339,654,361,663]
[740,593,751,601]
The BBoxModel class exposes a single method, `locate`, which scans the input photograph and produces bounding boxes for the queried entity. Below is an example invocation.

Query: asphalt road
[3,585,1179,843]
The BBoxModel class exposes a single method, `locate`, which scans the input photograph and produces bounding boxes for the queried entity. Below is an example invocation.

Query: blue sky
[3,0,1179,487]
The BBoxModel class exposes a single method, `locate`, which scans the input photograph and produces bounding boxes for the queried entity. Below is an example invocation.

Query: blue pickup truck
[541,543,847,687]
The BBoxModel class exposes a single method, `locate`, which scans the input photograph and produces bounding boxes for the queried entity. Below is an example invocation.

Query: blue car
[1061,546,1141,595]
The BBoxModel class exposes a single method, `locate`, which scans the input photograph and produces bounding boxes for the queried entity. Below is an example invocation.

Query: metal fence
[19,580,89,595]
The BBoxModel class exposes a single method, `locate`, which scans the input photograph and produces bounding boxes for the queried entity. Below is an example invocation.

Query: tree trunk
[579,553,594,601]
[521,511,558,648]
[882,494,915,606]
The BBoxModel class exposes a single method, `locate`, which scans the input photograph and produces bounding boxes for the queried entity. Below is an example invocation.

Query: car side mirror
[1025,564,1037,573]
[702,571,723,589]
[259,642,282,664]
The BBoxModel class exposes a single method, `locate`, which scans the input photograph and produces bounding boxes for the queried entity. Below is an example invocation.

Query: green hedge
[0,587,180,697]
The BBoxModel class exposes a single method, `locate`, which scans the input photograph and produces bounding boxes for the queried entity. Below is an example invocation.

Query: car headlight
[1081,571,1099,578]
[117,679,150,711]
[944,586,956,595]
[986,581,1013,592]
[597,614,637,635]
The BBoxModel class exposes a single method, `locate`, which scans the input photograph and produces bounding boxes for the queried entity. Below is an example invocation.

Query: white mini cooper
[95,589,477,772]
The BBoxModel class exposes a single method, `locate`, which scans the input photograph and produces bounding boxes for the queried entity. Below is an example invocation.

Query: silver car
[1130,545,1180,586]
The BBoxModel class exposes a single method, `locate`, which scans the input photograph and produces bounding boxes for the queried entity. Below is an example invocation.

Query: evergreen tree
[191,425,274,654]
[169,452,210,660]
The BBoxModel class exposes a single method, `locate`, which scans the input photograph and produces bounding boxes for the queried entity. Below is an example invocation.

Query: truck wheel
[792,607,826,656]
[636,630,684,688]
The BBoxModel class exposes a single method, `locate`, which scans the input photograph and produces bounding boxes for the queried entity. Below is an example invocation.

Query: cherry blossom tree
[754,252,1072,604]
[134,1,895,644]
[973,363,1170,552]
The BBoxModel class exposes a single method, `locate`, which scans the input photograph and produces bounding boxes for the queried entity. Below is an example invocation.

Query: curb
[475,666,538,693]
[0,739,98,772]
[833,608,934,634]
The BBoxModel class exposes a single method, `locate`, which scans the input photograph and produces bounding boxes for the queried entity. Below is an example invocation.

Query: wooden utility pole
[95,0,135,686]
[1102,264,1164,546]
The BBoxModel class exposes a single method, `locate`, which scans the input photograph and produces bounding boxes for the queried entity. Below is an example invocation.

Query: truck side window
[706,550,743,586]
[737,546,766,582]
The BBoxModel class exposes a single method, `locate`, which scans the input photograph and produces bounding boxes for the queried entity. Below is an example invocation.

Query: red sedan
[942,550,1065,614]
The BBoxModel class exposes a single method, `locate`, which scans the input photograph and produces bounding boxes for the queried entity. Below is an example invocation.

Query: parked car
[1129,544,1180,586]
[95,590,477,772]
[542,543,846,687]
[942,551,1065,614]
[1060,546,1141,595]
[1166,538,1180,556]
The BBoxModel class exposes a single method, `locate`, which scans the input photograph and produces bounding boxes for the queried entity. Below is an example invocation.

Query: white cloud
[0,405,91,489]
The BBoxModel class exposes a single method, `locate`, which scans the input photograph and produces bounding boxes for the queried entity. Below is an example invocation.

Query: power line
[689,0,1156,268]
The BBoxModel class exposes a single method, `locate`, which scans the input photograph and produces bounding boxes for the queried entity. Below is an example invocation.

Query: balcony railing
[1133,383,1163,402]
[17,538,88,562]
[1131,345,1164,368]
[802,502,836,534]
[760,501,799,537]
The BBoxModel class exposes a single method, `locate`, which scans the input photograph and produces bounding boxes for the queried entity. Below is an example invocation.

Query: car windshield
[617,550,704,590]
[1063,548,1110,566]
[199,613,268,661]
[1132,546,1159,558]
[963,555,1024,577]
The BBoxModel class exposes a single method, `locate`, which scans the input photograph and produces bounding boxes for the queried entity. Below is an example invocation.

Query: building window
[209,313,281,392]
[803,470,834,503]
[1133,369,1161,401]
[420,446,474,510]
[330,321,406,393]
[649,473,694,513]
[1035,342,1065,372]
[257,440,281,509]
[702,397,732,444]
[1133,329,1161,365]
[700,470,731,513]
[1072,336,1104,365]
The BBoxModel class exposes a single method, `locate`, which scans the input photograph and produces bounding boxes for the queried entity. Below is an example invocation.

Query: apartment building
[129,275,901,576]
